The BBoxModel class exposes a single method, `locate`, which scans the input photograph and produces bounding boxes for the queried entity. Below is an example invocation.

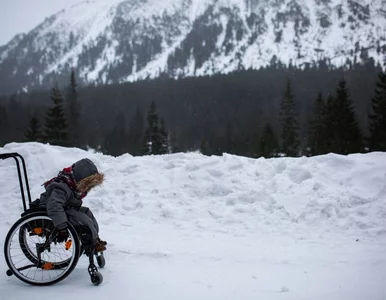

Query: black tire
[4,212,81,286]
[91,271,103,285]
[96,254,105,268]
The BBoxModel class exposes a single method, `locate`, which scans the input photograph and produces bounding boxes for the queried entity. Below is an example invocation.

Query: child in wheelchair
[34,158,107,253]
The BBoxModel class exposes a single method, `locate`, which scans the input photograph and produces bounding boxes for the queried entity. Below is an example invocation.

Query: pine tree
[25,114,41,142]
[66,69,80,147]
[305,91,326,156]
[367,71,386,151]
[259,123,279,158]
[159,118,170,154]
[142,129,151,155]
[325,78,362,154]
[280,80,300,156]
[44,86,68,146]
[323,93,335,153]
[142,101,162,155]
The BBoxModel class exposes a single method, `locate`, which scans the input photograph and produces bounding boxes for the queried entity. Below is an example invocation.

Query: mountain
[1,0,385,94]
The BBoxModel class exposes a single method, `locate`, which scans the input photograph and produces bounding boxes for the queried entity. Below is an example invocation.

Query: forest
[0,59,385,158]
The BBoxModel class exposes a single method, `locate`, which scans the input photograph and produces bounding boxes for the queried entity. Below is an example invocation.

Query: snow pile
[0,142,385,299]
[1,142,385,238]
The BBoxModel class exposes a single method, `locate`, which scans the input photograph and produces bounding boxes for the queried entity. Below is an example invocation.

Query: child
[38,158,107,252]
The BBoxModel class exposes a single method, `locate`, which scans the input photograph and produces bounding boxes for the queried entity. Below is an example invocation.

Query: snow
[125,0,386,81]
[3,0,386,89]
[190,0,212,22]
[0,142,386,299]
[43,0,124,74]
[0,34,26,64]
[216,15,228,49]
[125,34,189,82]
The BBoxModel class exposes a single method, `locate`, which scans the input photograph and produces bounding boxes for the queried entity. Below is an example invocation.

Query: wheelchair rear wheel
[4,212,81,286]
[18,217,73,269]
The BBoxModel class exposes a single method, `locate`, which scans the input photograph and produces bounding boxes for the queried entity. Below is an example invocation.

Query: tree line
[21,70,171,156]
[0,62,385,158]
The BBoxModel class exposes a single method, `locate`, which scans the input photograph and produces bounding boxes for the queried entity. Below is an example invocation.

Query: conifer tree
[66,69,80,147]
[44,86,68,146]
[259,123,279,158]
[159,118,170,154]
[322,93,335,153]
[280,80,300,156]
[325,78,362,154]
[142,101,162,155]
[25,114,41,142]
[305,91,326,156]
[367,71,386,151]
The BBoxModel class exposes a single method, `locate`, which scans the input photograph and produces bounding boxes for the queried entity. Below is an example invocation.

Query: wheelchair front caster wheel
[6,269,13,276]
[96,254,105,268]
[91,271,103,285]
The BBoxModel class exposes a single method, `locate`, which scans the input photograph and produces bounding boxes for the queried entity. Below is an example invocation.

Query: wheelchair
[1,153,105,286]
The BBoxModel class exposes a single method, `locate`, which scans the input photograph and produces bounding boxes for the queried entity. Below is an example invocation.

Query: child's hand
[55,228,69,243]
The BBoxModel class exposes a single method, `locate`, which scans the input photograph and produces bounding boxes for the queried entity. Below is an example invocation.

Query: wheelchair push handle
[0,152,32,212]
[0,153,18,160]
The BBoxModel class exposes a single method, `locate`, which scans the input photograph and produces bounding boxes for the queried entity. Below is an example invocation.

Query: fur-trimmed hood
[76,172,104,193]
[72,158,104,193]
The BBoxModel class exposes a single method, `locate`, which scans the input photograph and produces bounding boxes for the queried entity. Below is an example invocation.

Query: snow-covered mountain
[1,0,386,94]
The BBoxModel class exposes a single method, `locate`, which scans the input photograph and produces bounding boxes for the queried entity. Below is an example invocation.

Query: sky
[0,0,82,46]
[0,142,385,299]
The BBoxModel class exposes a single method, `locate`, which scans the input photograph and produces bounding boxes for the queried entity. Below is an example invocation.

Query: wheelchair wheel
[96,253,105,268]
[4,212,81,286]
[18,218,72,269]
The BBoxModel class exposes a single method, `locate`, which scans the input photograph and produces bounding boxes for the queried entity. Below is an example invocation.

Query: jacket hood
[72,158,104,193]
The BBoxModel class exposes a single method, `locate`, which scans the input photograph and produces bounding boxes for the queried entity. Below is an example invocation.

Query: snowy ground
[0,142,385,300]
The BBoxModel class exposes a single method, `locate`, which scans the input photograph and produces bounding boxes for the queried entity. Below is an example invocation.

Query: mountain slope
[0,0,385,94]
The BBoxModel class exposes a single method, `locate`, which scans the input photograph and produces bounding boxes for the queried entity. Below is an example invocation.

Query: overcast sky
[0,0,82,46]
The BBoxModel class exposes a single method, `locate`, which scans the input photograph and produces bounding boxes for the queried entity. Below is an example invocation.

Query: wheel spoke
[5,213,80,285]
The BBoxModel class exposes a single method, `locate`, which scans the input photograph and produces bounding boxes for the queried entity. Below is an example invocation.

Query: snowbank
[0,142,385,300]
[1,142,385,239]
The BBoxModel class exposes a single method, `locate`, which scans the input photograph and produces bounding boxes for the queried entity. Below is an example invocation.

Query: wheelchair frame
[0,152,32,212]
[1,152,105,286]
